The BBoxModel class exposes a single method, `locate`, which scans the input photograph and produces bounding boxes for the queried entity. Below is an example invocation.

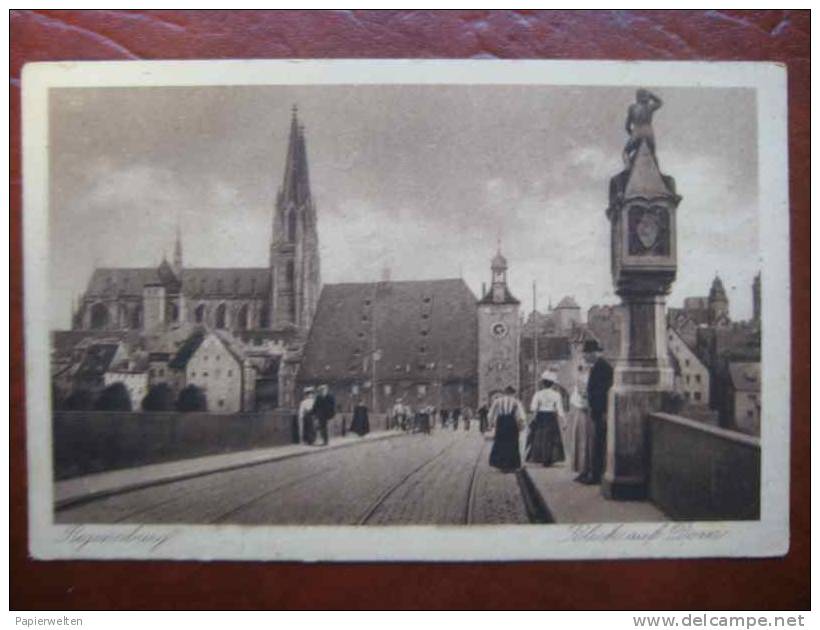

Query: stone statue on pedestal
[623,89,663,167]
[604,89,681,500]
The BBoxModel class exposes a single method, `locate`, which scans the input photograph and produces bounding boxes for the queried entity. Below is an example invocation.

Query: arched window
[259,304,270,328]
[167,301,179,323]
[194,303,206,324]
[130,305,142,330]
[118,304,129,328]
[237,304,249,331]
[90,303,109,330]
[287,210,297,242]
[215,303,227,329]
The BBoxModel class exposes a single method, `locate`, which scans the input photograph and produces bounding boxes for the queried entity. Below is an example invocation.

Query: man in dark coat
[584,341,614,484]
[313,384,336,446]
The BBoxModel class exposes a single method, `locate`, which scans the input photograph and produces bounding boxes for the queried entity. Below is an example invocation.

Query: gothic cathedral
[71,106,321,338]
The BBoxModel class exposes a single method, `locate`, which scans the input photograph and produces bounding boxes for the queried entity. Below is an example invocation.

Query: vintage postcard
[23,59,789,561]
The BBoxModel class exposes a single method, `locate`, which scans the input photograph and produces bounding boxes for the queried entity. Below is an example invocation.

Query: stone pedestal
[603,296,675,499]
[603,140,681,500]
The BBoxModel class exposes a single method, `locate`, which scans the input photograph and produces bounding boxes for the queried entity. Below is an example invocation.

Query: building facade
[175,331,255,413]
[298,278,479,413]
[667,325,710,406]
[728,361,761,436]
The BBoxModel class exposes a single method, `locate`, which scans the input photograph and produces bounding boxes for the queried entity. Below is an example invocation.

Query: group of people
[389,400,491,435]
[487,340,614,485]
[297,385,337,446]
[298,386,374,445]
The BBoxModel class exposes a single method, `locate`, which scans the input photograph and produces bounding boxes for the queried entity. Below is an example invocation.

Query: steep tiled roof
[86,268,163,297]
[51,330,135,359]
[74,343,120,380]
[168,330,206,370]
[181,268,270,298]
[299,279,478,383]
[85,266,270,299]
[728,362,760,393]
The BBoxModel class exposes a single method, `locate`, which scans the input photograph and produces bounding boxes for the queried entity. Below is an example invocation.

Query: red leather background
[10,10,810,610]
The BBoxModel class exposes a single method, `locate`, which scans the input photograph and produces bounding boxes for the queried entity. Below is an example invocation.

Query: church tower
[708,274,729,324]
[477,247,521,405]
[270,106,321,331]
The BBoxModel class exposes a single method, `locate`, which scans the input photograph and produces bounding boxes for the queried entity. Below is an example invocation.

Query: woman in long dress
[526,370,567,467]
[488,386,527,472]
[349,398,370,437]
[568,376,591,475]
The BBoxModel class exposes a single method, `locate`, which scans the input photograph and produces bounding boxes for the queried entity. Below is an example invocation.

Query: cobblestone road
[56,430,530,526]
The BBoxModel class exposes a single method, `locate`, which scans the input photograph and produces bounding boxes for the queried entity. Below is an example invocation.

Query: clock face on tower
[491,322,509,338]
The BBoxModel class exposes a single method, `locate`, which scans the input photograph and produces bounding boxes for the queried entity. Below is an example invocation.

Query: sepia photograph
[22,59,790,561]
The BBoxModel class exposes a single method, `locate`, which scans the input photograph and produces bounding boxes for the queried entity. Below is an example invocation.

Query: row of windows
[349,383,438,396]
[190,369,233,378]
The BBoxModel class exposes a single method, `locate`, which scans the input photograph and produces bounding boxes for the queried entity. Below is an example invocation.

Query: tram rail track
[356,440,457,525]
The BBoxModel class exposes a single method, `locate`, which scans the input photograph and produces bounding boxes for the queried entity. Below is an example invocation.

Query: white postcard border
[23,59,790,561]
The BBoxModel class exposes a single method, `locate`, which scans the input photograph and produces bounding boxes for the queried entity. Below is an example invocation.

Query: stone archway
[237,303,249,330]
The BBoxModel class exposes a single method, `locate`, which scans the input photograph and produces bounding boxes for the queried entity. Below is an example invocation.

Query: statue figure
[622,88,663,167]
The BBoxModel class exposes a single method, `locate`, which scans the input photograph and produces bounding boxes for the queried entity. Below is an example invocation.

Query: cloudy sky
[49,84,758,329]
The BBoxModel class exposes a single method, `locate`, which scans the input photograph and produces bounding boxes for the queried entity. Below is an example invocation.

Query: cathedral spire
[280,104,312,207]
[173,222,183,276]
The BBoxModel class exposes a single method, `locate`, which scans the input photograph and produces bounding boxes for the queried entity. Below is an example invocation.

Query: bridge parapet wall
[53,411,389,480]
[648,412,760,520]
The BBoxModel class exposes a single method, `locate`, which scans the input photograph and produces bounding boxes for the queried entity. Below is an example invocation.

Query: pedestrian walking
[350,396,370,437]
[418,405,433,434]
[462,406,473,431]
[440,408,449,429]
[298,386,317,445]
[451,407,460,431]
[477,402,489,433]
[526,370,566,467]
[390,398,405,431]
[488,386,526,472]
[581,341,613,484]
[313,384,336,446]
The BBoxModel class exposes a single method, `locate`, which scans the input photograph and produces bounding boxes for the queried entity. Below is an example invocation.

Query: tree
[94,382,132,412]
[176,384,207,412]
[63,388,95,411]
[141,383,176,411]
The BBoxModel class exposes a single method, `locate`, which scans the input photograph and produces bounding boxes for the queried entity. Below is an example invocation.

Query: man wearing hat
[313,384,336,446]
[582,340,613,484]
[298,386,317,445]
